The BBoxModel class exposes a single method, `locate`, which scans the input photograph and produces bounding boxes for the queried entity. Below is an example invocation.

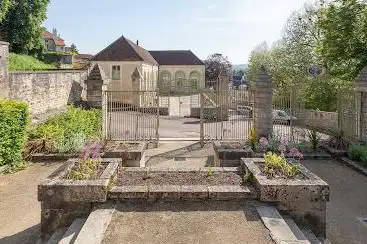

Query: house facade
[43,29,66,52]
[91,35,205,116]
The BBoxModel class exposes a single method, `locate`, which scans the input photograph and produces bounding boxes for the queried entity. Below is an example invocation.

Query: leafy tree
[317,0,367,80]
[204,53,232,80]
[70,43,78,54]
[0,0,50,55]
[0,0,12,22]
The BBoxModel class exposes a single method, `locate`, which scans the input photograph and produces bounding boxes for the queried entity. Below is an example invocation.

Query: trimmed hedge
[0,100,29,166]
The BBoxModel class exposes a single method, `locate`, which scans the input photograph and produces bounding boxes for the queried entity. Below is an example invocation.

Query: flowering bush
[289,147,303,160]
[79,141,103,159]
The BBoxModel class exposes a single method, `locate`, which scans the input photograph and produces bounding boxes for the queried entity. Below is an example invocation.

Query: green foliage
[207,166,213,177]
[9,53,55,71]
[0,0,12,22]
[0,99,29,167]
[317,0,367,80]
[65,159,101,180]
[347,144,367,163]
[267,135,278,153]
[307,128,321,151]
[249,127,257,150]
[0,0,50,55]
[263,152,299,178]
[29,106,102,153]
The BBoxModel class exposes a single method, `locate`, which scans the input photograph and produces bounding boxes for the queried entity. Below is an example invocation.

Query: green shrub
[9,53,55,71]
[347,144,367,161]
[263,152,299,178]
[29,106,101,153]
[0,99,29,166]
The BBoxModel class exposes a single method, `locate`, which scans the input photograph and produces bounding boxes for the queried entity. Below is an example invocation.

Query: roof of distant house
[43,31,65,46]
[75,54,93,60]
[92,35,158,65]
[149,50,204,65]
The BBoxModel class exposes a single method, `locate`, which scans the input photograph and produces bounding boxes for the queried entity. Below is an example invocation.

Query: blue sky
[43,0,307,64]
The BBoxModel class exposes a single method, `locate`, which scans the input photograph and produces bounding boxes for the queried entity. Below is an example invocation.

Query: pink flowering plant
[66,141,103,180]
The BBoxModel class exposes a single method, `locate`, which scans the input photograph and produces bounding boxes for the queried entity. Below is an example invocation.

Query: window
[160,71,171,90]
[112,65,121,80]
[189,71,200,90]
[175,71,185,88]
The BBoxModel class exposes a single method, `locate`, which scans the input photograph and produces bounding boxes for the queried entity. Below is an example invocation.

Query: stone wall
[8,70,87,122]
[303,110,338,133]
[0,41,9,98]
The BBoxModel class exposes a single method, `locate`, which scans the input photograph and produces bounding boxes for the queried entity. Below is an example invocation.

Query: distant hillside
[232,64,248,71]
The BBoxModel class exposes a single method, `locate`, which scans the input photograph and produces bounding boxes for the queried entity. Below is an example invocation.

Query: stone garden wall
[304,110,338,133]
[0,42,89,123]
[8,70,87,118]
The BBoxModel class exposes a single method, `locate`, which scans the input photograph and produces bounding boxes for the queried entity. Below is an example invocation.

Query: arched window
[189,71,200,90]
[175,71,185,88]
[160,71,171,90]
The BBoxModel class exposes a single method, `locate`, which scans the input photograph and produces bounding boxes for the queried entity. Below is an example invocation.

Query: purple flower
[278,144,287,153]
[79,141,102,159]
[259,137,269,147]
[289,147,303,160]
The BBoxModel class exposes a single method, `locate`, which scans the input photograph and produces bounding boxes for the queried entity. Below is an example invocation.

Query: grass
[27,106,102,154]
[9,53,55,71]
[65,159,101,180]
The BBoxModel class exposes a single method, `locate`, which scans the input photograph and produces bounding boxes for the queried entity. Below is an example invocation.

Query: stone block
[208,185,252,200]
[148,185,181,200]
[181,185,208,200]
[108,186,148,199]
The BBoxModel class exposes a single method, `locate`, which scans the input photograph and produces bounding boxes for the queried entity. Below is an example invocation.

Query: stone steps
[44,218,86,244]
[256,205,325,244]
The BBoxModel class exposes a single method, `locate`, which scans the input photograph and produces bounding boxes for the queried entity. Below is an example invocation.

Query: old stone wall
[8,70,87,122]
[303,110,338,133]
[0,41,9,98]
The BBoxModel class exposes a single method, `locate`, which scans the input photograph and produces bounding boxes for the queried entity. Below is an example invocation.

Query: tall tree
[317,0,367,80]
[0,0,49,55]
[204,53,232,80]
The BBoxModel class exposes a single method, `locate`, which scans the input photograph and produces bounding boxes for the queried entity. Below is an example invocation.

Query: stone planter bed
[109,167,257,201]
[38,158,121,238]
[30,152,79,162]
[116,168,244,186]
[252,149,331,160]
[102,141,147,167]
[213,141,252,166]
[241,158,329,238]
[320,144,347,157]
[339,157,367,176]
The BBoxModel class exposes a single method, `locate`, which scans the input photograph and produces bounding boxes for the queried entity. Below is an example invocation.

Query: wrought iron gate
[103,90,159,141]
[103,88,254,142]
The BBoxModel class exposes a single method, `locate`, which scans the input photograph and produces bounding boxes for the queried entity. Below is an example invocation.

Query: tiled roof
[43,31,53,39]
[149,50,204,65]
[43,31,65,46]
[92,35,157,65]
[75,54,93,60]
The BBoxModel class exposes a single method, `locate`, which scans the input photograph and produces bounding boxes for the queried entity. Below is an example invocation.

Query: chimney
[136,40,139,46]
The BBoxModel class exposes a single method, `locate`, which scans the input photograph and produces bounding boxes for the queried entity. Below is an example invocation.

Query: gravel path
[0,162,63,244]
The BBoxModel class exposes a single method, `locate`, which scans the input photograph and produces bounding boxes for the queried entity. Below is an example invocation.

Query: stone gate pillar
[254,71,273,138]
[85,64,109,108]
[355,66,367,144]
[0,41,9,98]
